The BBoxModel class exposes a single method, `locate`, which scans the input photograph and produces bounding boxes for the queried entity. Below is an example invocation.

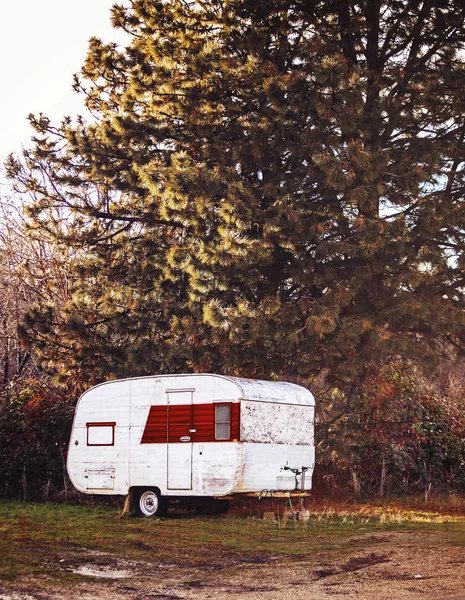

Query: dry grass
[1,499,465,600]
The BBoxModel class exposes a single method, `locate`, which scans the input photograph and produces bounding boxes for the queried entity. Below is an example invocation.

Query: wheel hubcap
[140,491,159,516]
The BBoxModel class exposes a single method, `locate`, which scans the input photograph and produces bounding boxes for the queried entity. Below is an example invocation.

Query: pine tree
[7,0,465,392]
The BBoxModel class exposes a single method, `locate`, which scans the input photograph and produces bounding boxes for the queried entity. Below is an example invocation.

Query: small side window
[86,422,116,446]
[215,405,231,440]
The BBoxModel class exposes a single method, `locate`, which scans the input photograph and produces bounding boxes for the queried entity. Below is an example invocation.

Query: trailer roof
[83,374,314,406]
[224,376,314,406]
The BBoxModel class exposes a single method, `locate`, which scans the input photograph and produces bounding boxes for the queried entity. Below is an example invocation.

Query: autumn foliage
[0,379,74,499]
[316,363,465,497]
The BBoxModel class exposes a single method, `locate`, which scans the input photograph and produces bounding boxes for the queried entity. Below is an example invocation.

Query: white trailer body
[67,374,315,512]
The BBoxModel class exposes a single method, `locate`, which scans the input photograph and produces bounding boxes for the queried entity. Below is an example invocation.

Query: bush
[315,363,465,498]
[0,378,75,499]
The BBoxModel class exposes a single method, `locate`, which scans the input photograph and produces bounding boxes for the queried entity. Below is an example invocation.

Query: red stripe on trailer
[141,402,240,444]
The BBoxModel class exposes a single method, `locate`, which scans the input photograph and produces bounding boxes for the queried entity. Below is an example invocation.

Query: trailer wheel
[137,488,166,517]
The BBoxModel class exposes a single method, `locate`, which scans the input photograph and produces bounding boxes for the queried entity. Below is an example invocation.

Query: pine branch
[90,210,185,228]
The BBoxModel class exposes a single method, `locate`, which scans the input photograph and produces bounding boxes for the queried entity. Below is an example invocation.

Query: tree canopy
[7,0,465,391]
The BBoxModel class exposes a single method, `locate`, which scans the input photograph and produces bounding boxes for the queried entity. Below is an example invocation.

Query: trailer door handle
[180,436,191,442]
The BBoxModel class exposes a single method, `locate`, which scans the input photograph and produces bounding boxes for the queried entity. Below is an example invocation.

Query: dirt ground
[1,528,465,600]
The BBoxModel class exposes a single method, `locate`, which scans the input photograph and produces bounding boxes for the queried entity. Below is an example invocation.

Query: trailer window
[215,405,231,440]
[86,422,116,446]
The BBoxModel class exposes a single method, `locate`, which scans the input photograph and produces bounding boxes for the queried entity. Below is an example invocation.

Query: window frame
[214,403,231,441]
[86,421,116,447]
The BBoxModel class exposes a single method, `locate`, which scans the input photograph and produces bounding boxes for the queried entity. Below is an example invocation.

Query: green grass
[1,499,465,584]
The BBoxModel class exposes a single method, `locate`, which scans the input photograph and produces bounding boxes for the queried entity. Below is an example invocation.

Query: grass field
[1,499,465,598]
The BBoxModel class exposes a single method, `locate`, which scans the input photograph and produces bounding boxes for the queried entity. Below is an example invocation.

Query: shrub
[0,378,75,499]
[315,363,465,498]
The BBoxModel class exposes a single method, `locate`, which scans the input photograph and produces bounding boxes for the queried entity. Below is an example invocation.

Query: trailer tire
[137,488,167,517]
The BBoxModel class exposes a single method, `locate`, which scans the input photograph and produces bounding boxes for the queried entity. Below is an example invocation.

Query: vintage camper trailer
[67,374,315,516]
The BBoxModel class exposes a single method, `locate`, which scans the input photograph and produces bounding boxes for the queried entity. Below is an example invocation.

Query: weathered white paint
[233,377,312,405]
[235,443,314,492]
[240,400,314,445]
[67,380,131,495]
[67,374,315,499]
[191,442,244,495]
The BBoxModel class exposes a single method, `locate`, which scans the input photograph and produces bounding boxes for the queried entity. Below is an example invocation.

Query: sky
[0,0,128,187]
